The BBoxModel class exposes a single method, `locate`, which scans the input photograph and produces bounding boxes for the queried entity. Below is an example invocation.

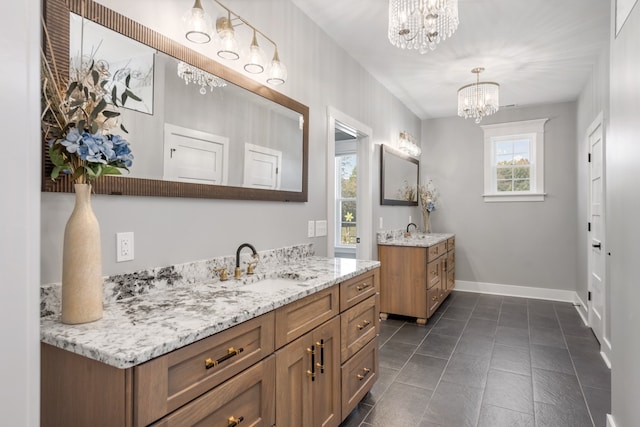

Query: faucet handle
[213,267,229,281]
[245,256,259,275]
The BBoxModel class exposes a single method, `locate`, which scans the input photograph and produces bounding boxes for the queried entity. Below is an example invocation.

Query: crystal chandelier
[388,0,459,53]
[457,67,500,124]
[177,61,227,94]
[182,0,287,85]
[398,131,421,157]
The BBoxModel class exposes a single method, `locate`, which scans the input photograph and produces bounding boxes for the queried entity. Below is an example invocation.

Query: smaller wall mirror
[380,144,419,206]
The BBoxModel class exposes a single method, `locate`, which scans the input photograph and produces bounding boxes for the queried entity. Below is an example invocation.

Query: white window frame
[481,118,548,202]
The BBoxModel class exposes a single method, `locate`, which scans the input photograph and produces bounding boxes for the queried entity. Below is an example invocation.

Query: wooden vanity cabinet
[379,237,455,323]
[42,268,380,427]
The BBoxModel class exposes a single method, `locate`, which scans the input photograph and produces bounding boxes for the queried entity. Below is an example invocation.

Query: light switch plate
[379,217,384,229]
[315,220,328,237]
[307,220,315,238]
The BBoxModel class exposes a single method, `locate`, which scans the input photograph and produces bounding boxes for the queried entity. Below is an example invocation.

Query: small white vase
[422,210,431,233]
[61,183,103,324]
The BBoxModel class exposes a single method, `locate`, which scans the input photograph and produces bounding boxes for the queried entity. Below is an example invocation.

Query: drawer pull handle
[228,416,244,427]
[357,320,372,330]
[205,347,244,370]
[432,296,438,302]
[356,367,372,381]
[356,283,371,292]
[306,370,315,379]
[316,340,325,374]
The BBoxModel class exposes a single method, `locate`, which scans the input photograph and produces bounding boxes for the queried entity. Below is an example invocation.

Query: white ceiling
[292,0,610,120]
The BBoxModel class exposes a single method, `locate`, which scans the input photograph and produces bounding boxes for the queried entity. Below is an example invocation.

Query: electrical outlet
[379,217,384,229]
[307,220,315,238]
[315,220,328,237]
[409,215,412,223]
[116,232,134,262]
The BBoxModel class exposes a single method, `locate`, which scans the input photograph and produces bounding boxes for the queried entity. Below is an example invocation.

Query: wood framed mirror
[42,0,308,202]
[380,144,419,206]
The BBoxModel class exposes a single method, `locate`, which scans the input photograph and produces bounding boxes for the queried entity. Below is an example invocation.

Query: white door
[163,124,229,185]
[588,116,605,344]
[243,143,282,189]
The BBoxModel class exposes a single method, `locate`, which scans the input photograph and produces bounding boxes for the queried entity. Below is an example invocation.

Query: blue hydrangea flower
[60,128,82,153]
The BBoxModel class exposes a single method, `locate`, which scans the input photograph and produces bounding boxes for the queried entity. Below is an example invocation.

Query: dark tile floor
[339,291,611,427]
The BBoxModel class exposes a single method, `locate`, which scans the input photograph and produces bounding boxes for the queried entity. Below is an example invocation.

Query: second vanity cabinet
[379,236,455,324]
[41,267,380,427]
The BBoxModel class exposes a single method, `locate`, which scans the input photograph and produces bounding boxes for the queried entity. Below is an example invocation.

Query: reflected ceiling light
[183,0,287,85]
[398,131,421,157]
[388,0,459,53]
[183,0,213,44]
[457,67,500,124]
[177,61,227,95]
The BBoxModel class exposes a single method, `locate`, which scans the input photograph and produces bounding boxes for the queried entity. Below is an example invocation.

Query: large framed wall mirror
[380,144,419,206]
[42,0,308,202]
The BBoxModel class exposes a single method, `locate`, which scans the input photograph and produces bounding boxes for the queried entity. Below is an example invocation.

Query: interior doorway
[326,108,373,260]
[587,112,607,353]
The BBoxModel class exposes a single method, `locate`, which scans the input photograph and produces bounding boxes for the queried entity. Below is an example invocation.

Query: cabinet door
[275,334,313,427]
[312,317,341,427]
[447,251,455,293]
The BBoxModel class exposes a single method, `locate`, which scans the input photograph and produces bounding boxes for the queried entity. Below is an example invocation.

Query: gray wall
[40,0,421,282]
[608,1,640,424]
[421,102,578,291]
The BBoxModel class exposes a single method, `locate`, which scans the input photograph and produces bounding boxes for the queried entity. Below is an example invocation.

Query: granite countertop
[40,256,380,369]
[377,231,454,247]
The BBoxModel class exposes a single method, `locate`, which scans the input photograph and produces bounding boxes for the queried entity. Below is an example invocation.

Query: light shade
[244,31,266,74]
[267,49,287,85]
[457,68,500,124]
[177,61,227,95]
[388,0,459,53]
[398,131,421,157]
[183,0,213,44]
[216,15,240,60]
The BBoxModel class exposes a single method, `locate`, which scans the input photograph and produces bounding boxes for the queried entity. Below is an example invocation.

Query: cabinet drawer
[427,259,441,289]
[151,356,275,427]
[134,312,275,426]
[427,242,447,261]
[341,337,378,418]
[340,269,379,311]
[427,285,441,318]
[341,295,379,363]
[275,286,339,349]
[447,237,455,253]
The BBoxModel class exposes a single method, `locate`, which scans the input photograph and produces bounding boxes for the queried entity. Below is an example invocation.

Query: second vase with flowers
[419,180,437,233]
[42,31,137,323]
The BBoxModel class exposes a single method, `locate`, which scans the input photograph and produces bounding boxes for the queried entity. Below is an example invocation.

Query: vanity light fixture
[388,0,459,53]
[457,67,500,124]
[177,61,228,95]
[398,131,422,157]
[183,0,288,85]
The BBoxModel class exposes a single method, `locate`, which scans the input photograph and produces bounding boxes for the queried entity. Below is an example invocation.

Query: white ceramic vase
[61,183,103,324]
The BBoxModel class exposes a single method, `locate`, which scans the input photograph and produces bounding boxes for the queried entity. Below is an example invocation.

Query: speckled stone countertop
[377,229,454,247]
[40,254,379,369]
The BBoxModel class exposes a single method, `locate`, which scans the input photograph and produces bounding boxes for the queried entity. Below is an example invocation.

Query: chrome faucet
[405,223,417,237]
[235,243,258,278]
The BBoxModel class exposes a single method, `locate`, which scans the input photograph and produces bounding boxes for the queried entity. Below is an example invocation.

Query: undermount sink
[239,277,311,292]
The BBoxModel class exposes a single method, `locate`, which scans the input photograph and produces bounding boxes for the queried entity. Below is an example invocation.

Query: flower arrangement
[397,179,417,202]
[41,26,136,184]
[419,179,437,232]
[419,179,438,213]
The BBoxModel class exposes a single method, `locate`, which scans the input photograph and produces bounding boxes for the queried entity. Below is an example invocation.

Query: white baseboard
[455,280,577,302]
[606,414,616,427]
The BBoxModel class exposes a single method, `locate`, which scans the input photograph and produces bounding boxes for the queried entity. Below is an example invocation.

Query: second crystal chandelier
[388,0,459,53]
[182,0,287,85]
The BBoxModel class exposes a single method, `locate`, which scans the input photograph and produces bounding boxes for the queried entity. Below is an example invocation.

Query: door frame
[326,107,373,260]
[586,111,611,361]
